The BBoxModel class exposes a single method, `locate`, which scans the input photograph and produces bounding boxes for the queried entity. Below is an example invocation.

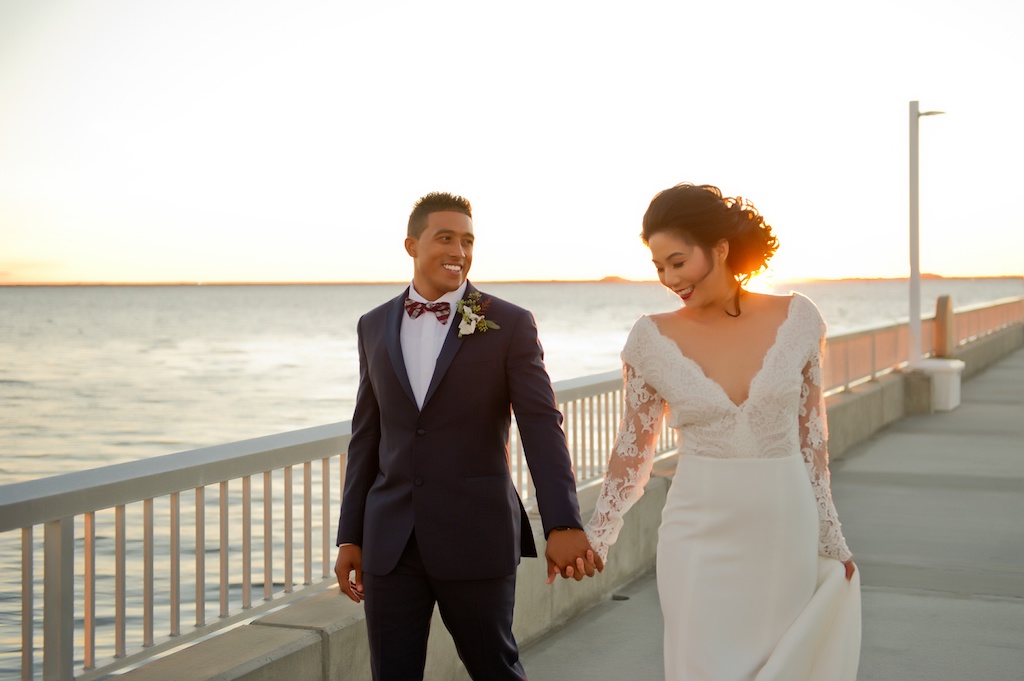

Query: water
[2,278,1021,485]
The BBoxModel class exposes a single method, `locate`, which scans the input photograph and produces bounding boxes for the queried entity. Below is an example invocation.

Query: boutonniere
[456,292,501,338]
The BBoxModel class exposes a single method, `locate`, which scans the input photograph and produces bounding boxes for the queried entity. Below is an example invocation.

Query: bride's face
[648,232,732,307]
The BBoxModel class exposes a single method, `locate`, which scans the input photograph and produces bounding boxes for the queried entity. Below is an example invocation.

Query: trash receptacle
[916,358,966,411]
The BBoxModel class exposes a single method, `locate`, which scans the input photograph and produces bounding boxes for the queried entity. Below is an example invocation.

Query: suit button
[414,478,423,486]
[416,428,426,436]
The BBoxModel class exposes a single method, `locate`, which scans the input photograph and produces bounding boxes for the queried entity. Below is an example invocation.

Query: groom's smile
[406,210,474,301]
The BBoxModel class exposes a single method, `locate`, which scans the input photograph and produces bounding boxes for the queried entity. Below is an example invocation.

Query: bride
[585,183,861,680]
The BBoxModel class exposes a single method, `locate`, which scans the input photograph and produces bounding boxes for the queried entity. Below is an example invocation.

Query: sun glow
[745,272,777,295]
[0,1,1021,285]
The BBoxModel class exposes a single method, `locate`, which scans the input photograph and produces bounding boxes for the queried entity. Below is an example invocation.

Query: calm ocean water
[2,278,1022,486]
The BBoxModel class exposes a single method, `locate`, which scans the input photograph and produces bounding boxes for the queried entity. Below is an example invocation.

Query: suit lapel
[422,283,475,408]
[385,289,417,407]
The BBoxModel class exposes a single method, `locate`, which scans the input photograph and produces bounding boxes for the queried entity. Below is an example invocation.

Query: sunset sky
[1,0,1021,285]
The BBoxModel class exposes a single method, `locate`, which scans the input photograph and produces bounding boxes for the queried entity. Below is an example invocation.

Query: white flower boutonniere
[456,292,500,338]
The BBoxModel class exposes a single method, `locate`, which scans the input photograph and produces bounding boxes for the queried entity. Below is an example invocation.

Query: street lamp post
[908,100,944,367]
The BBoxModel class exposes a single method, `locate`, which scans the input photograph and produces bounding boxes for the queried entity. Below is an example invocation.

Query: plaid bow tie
[404,298,451,324]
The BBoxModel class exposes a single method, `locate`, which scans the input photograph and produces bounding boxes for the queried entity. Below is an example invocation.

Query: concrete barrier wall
[823,372,906,460]
[115,325,1022,681]
[950,325,1024,379]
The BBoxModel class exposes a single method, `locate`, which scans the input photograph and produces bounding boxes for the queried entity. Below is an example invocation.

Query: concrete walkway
[520,347,1024,681]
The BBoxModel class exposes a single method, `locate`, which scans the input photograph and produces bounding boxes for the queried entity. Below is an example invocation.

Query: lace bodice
[585,293,852,563]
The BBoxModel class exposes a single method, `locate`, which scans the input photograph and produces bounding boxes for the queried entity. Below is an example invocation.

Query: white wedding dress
[585,293,861,681]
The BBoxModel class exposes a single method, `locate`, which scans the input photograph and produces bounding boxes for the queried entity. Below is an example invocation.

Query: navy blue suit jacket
[336,283,583,581]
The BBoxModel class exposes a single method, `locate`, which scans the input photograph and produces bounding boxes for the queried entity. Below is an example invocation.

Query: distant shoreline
[1,274,1021,287]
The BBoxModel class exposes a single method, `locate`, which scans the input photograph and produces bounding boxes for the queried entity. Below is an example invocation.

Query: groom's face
[405,210,474,301]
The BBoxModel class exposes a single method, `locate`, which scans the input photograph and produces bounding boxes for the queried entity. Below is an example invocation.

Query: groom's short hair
[408,192,473,238]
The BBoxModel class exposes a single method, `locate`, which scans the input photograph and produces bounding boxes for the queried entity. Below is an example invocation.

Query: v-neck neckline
[645,295,798,410]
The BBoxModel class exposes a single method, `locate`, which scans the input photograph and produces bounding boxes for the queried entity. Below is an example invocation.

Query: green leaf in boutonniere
[456,292,500,338]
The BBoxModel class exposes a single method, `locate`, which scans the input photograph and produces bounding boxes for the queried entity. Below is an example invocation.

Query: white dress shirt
[401,281,467,409]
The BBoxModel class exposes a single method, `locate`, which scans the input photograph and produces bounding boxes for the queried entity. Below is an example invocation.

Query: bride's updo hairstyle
[641,183,779,287]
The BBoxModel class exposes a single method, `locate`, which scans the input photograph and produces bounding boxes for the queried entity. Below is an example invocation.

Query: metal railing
[951,296,1024,346]
[2,295,1021,680]
[2,425,351,680]
[819,295,1023,394]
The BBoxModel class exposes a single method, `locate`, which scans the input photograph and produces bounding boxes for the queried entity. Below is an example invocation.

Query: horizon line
[1,274,1022,287]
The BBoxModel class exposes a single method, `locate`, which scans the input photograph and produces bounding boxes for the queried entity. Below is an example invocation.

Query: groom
[334,191,601,680]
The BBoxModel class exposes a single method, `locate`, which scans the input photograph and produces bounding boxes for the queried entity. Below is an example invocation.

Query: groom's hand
[334,544,364,603]
[545,528,604,584]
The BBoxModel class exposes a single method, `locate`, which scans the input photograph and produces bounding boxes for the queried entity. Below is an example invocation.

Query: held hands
[843,559,856,581]
[334,544,364,603]
[545,528,604,585]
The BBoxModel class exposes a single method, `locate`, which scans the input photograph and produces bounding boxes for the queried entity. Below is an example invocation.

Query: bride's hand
[843,559,856,581]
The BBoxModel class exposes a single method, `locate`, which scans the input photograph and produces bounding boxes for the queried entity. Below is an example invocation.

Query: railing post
[170,491,181,636]
[935,295,955,357]
[870,333,878,380]
[196,487,206,627]
[21,527,33,681]
[43,518,74,681]
[322,458,331,579]
[115,505,126,657]
[843,341,851,390]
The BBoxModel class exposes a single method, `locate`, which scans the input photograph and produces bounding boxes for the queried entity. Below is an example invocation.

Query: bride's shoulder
[751,290,820,317]
[748,291,825,334]
[627,314,659,338]
[645,311,675,327]
[786,290,823,317]
[633,311,683,339]
[743,290,792,307]
[622,314,666,355]
[781,291,827,334]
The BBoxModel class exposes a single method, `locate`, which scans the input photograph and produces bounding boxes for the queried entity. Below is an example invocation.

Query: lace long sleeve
[799,335,853,562]
[584,361,667,562]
